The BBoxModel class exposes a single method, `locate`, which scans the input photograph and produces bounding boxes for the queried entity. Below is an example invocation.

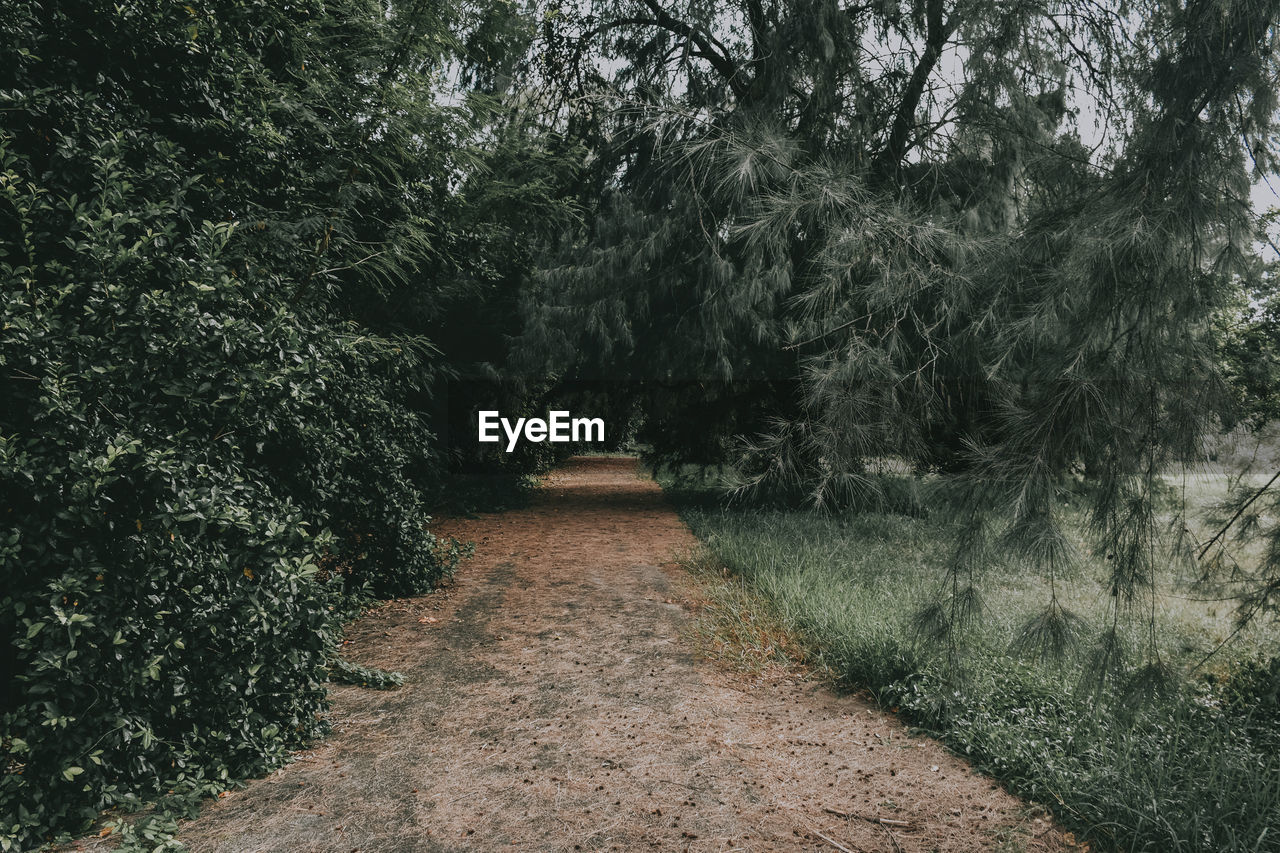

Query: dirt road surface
[122,457,1073,852]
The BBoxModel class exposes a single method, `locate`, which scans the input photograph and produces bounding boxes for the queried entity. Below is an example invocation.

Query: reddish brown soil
[100,457,1076,852]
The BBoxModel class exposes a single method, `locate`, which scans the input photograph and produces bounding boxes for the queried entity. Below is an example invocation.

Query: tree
[518,0,1280,676]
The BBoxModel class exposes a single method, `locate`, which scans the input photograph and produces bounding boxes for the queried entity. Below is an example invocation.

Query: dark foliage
[0,0,518,845]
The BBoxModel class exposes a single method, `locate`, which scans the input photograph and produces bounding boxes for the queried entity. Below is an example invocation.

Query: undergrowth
[658,467,1280,852]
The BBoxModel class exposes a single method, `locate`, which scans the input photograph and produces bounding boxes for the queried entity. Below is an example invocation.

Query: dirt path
[148,457,1072,852]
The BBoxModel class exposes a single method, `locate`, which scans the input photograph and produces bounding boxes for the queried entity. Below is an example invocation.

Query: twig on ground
[811,828,858,852]
[823,807,912,828]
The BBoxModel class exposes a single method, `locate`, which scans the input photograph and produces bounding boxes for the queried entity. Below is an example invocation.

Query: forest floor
[87,456,1078,852]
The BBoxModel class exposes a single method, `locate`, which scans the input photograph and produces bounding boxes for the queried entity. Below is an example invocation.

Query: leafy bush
[0,1,476,847]
[0,151,332,846]
[0,135,456,849]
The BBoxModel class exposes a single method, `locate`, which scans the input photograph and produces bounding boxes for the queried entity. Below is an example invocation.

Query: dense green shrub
[0,132,458,848]
[0,1,483,847]
[1,140,327,847]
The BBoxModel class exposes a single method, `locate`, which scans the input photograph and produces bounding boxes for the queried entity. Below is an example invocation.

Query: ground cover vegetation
[6,0,1280,850]
[662,464,1280,851]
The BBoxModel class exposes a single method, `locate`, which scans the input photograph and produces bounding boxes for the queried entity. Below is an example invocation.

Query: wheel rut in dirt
[138,456,1074,852]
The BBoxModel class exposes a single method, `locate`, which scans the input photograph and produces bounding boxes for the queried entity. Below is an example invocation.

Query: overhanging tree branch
[635,0,750,99]
[1198,468,1280,560]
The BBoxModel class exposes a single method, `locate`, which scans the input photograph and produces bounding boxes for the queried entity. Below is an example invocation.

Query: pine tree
[517,0,1280,679]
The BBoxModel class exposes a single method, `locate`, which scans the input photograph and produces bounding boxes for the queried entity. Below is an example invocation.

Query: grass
[675,546,822,681]
[656,465,1280,852]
